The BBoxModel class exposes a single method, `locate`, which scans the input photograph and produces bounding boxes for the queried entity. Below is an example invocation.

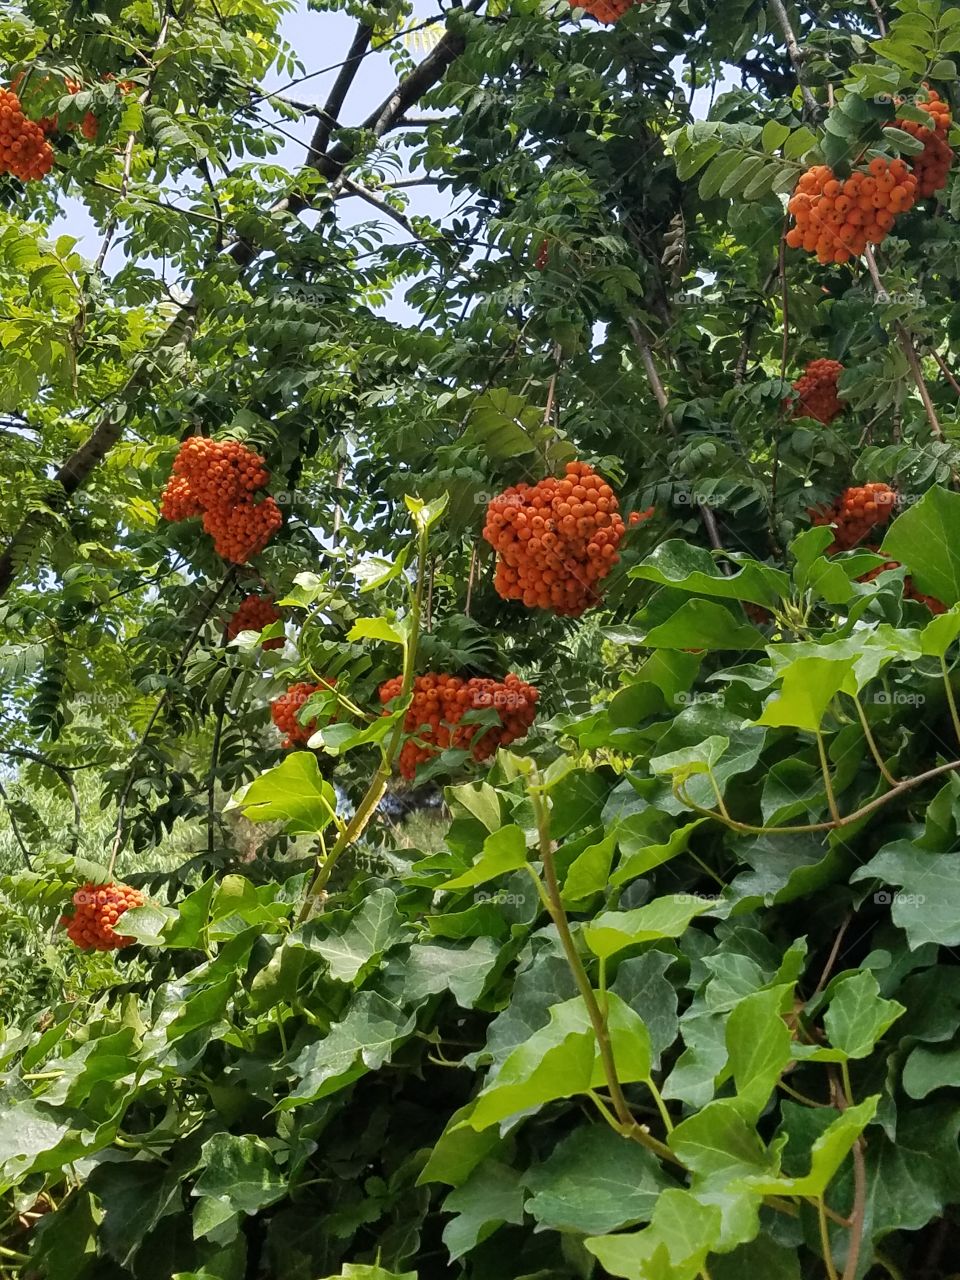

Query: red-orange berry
[379,672,538,780]
[226,595,284,649]
[270,680,335,749]
[60,882,145,951]
[483,462,627,616]
[791,358,845,425]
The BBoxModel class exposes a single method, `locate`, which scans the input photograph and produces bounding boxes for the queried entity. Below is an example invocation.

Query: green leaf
[346,616,406,645]
[919,606,960,657]
[318,1268,417,1280]
[756,655,856,731]
[562,831,617,902]
[286,992,416,1105]
[297,888,404,984]
[820,970,905,1060]
[192,1135,286,1215]
[405,491,449,532]
[467,994,651,1129]
[726,986,794,1114]
[227,753,338,835]
[737,1097,878,1196]
[583,894,717,961]
[852,842,960,948]
[902,1043,960,1099]
[631,540,787,606]
[442,1161,524,1261]
[881,486,960,605]
[525,1125,671,1234]
[644,599,767,652]
[586,1189,722,1279]
[439,824,528,889]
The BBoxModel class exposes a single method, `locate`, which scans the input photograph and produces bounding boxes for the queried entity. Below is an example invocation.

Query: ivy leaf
[524,1125,672,1234]
[191,1135,286,1215]
[851,842,960,948]
[881,485,960,605]
[586,1188,722,1279]
[562,831,617,902]
[441,1161,524,1261]
[583,894,718,961]
[725,986,794,1114]
[227,753,338,835]
[439,824,528,890]
[736,1097,878,1196]
[611,818,708,887]
[467,994,651,1130]
[296,888,405,984]
[902,1043,960,1099]
[819,970,905,1060]
[285,993,416,1106]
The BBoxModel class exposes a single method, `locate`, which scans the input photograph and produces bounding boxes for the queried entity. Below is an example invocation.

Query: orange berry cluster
[60,882,144,951]
[226,595,284,649]
[791,358,845,425]
[483,462,627,616]
[271,680,334,749]
[0,87,54,182]
[809,482,897,551]
[379,672,539,780]
[786,157,917,264]
[858,554,946,613]
[159,437,282,563]
[896,88,952,197]
[577,0,642,22]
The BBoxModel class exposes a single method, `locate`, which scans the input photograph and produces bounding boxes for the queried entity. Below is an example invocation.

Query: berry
[80,111,98,140]
[483,461,627,616]
[628,506,655,526]
[858,553,946,613]
[791,358,845,425]
[379,672,538,780]
[896,88,952,197]
[534,239,550,270]
[0,86,55,182]
[809,483,897,551]
[159,437,283,563]
[786,158,917,264]
[270,680,335,749]
[576,0,643,21]
[226,595,283,649]
[60,882,145,951]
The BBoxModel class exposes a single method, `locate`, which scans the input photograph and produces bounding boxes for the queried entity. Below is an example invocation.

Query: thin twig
[768,0,820,116]
[0,777,34,869]
[864,247,943,439]
[464,541,478,617]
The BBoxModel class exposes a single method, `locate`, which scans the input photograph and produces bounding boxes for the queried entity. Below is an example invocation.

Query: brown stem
[768,0,819,116]
[464,541,478,618]
[867,0,887,35]
[677,756,960,835]
[811,912,853,999]
[863,247,943,439]
[932,349,960,398]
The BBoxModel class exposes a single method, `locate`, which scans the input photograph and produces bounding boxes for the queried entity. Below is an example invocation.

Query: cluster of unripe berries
[786,157,918,264]
[791,358,845,425]
[60,882,144,951]
[896,88,952,197]
[227,594,284,649]
[858,554,945,613]
[809,482,897,551]
[0,87,54,182]
[160,437,282,563]
[379,673,538,780]
[270,680,335,748]
[483,461,640,616]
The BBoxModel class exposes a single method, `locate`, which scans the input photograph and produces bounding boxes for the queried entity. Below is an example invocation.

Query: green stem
[852,693,898,786]
[298,522,430,922]
[816,732,840,823]
[646,1075,674,1133]
[942,656,960,746]
[528,774,674,1164]
[817,1197,840,1280]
